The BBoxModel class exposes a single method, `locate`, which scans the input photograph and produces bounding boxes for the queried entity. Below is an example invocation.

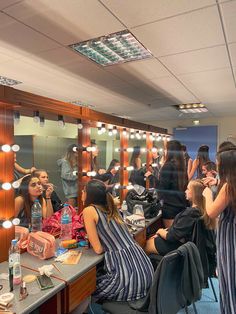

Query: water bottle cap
[11,239,18,246]
[64,203,69,207]
[34,199,39,202]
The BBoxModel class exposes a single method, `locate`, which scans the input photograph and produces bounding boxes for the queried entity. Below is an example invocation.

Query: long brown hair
[218,148,236,211]
[130,146,141,169]
[84,180,123,224]
[64,144,78,168]
[164,140,187,191]
[190,179,216,229]
[197,145,210,177]
[18,175,44,219]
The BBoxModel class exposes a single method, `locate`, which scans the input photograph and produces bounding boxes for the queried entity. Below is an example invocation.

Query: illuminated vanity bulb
[115,148,120,152]
[127,148,134,153]
[86,146,96,152]
[126,166,134,171]
[87,171,97,177]
[12,181,20,189]
[2,220,12,229]
[122,128,127,136]
[98,127,102,135]
[1,144,11,152]
[72,146,78,152]
[12,218,20,226]
[112,126,118,134]
[151,147,158,153]
[1,182,12,190]
[77,119,83,130]
[33,111,40,123]
[72,171,78,176]
[151,163,158,168]
[11,144,20,152]
[143,132,146,139]
[130,133,135,139]
[108,129,113,136]
[140,148,146,153]
[114,166,120,171]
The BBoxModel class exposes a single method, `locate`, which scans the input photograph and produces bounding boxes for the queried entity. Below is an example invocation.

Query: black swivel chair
[191,218,218,302]
[102,242,203,314]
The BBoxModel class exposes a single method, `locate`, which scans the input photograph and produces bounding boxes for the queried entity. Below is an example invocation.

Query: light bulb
[77,119,83,129]
[2,220,12,229]
[114,184,120,189]
[127,148,134,152]
[101,124,106,133]
[1,144,11,152]
[152,147,158,153]
[12,218,20,226]
[122,128,127,136]
[11,144,20,152]
[86,146,96,152]
[143,132,146,139]
[97,122,102,128]
[72,171,78,176]
[167,136,171,142]
[150,134,154,141]
[33,111,40,123]
[112,127,117,134]
[98,127,102,135]
[157,135,162,141]
[126,166,134,171]
[12,181,20,189]
[142,163,146,167]
[72,146,78,152]
[87,171,97,177]
[159,148,163,153]
[108,129,113,136]
[58,115,65,128]
[114,166,120,171]
[2,182,12,190]
[136,131,141,139]
[141,148,146,153]
[152,163,158,168]
[130,133,135,139]
[115,148,120,152]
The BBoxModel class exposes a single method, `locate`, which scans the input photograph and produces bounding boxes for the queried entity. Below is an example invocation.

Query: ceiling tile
[160,45,230,75]
[101,0,215,28]
[221,1,236,43]
[0,12,60,55]
[229,43,236,66]
[179,68,236,102]
[132,6,224,57]
[149,76,199,103]
[3,0,124,45]
[207,100,236,115]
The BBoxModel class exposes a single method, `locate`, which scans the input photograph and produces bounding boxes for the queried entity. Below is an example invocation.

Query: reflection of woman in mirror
[130,146,141,170]
[57,144,78,207]
[91,140,106,175]
[32,169,62,212]
[188,145,210,180]
[96,159,120,186]
[15,175,54,228]
[14,153,36,181]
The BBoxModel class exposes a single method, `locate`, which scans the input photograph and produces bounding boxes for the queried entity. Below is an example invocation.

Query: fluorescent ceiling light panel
[174,103,208,114]
[70,100,95,108]
[69,30,152,66]
[0,76,22,86]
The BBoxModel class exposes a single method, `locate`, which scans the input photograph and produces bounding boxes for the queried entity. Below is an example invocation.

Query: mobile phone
[36,275,54,290]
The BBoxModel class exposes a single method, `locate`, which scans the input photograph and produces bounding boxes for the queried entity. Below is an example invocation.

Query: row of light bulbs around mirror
[14,111,170,142]
[115,147,163,153]
[97,122,170,141]
[0,217,21,229]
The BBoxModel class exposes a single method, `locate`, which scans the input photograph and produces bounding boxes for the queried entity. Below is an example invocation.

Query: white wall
[149,115,236,146]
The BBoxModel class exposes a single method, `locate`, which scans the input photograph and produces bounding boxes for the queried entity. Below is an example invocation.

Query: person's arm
[136,158,142,170]
[60,161,78,181]
[83,206,104,254]
[14,162,36,175]
[42,198,53,218]
[188,158,199,180]
[15,196,24,217]
[203,184,229,219]
[187,158,193,179]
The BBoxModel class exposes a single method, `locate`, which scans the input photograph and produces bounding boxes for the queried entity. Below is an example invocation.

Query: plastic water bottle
[60,203,72,240]
[121,200,129,221]
[31,199,42,232]
[9,239,22,290]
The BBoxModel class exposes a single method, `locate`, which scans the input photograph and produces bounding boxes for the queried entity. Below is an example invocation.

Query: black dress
[154,207,201,255]
[158,160,187,219]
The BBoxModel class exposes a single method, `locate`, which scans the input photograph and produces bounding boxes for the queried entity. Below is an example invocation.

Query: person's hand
[98,168,106,175]
[156,228,168,239]
[30,167,36,173]
[202,187,213,200]
[45,183,54,198]
[144,171,152,177]
[203,177,217,187]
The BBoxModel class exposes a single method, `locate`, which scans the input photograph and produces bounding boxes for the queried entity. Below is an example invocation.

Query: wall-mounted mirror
[14,115,78,226]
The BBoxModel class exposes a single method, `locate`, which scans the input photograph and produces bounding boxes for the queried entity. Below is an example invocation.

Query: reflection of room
[14,116,77,201]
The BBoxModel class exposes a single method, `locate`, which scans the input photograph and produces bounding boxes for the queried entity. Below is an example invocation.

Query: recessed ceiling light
[174,103,208,114]
[69,30,152,66]
[0,76,22,86]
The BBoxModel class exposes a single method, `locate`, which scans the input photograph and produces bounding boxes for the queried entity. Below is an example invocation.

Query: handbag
[126,185,161,218]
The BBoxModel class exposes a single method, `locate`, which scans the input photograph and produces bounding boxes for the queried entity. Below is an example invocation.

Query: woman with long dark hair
[82,180,153,302]
[189,145,210,180]
[57,144,78,207]
[15,175,53,227]
[181,144,193,179]
[158,140,187,228]
[203,148,236,313]
[130,146,141,170]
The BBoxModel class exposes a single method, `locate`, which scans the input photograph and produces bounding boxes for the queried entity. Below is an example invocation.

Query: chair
[191,218,218,302]
[102,242,203,314]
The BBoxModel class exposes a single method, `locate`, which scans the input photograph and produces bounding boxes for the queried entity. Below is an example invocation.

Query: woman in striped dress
[82,180,154,301]
[203,148,236,313]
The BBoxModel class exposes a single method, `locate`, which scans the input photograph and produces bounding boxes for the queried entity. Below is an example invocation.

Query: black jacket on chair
[191,218,217,287]
[149,242,204,314]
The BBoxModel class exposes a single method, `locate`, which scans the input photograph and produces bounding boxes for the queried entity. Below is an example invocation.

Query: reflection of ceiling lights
[175,103,208,113]
[0,75,22,86]
[69,30,152,66]
[193,120,200,125]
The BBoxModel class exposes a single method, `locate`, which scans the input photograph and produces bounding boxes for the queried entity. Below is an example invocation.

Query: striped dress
[217,206,236,313]
[93,207,154,301]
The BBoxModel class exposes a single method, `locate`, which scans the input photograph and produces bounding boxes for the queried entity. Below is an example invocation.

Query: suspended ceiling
[0,0,236,123]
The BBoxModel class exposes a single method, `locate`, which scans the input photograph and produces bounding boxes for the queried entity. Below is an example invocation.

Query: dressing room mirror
[14,115,78,223]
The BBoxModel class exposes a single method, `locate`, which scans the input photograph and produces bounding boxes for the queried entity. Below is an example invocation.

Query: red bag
[42,205,86,241]
[27,231,56,259]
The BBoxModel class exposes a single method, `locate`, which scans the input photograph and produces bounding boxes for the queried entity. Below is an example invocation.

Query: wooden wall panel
[146,132,153,189]
[120,130,129,203]
[0,104,14,262]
